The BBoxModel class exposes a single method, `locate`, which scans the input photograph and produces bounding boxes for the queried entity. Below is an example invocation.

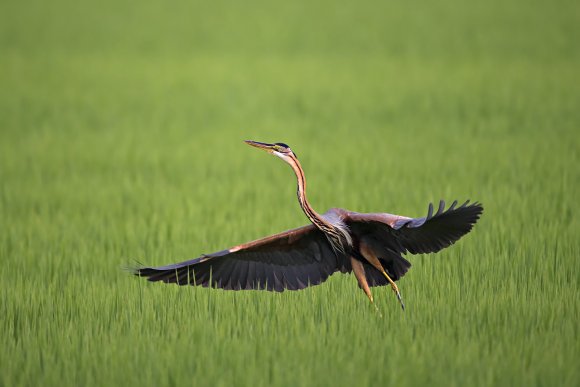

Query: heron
[133,140,483,311]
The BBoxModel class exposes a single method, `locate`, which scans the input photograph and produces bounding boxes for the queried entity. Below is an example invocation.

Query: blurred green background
[1,0,578,386]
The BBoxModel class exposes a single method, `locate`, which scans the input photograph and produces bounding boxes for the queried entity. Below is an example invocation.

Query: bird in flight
[133,141,483,311]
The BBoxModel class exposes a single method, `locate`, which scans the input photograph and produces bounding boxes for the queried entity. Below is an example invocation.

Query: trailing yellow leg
[360,242,405,311]
[380,270,405,311]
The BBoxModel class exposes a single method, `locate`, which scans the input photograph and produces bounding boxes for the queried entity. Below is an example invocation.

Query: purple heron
[133,141,483,310]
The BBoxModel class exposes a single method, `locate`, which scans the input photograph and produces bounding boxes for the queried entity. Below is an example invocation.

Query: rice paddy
[1,0,579,385]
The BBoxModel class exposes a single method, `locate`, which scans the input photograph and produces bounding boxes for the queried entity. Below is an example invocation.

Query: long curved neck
[284,153,352,253]
[285,154,328,230]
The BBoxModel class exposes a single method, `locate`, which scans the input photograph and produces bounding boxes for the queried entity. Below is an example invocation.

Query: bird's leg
[350,256,381,315]
[360,243,405,311]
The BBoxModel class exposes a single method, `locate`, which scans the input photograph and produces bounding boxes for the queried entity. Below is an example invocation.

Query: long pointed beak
[244,140,275,152]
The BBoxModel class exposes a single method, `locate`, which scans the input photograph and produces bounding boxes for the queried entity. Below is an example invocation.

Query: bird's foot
[391,283,405,311]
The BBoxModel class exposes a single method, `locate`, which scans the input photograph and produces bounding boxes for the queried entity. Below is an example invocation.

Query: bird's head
[244,140,297,161]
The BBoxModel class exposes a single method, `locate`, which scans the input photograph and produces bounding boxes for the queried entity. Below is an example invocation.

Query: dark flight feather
[132,224,349,292]
[391,200,483,254]
[344,200,483,286]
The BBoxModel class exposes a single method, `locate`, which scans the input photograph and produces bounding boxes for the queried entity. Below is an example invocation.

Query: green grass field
[1,0,579,385]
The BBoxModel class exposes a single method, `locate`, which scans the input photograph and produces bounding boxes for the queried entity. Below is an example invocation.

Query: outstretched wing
[132,224,350,292]
[391,200,483,254]
[345,200,483,285]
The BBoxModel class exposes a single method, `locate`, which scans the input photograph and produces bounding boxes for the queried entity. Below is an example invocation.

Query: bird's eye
[273,143,291,153]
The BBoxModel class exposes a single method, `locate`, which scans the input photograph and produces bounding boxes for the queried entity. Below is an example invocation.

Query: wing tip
[122,260,146,277]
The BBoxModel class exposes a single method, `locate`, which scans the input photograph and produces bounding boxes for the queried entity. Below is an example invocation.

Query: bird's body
[133,141,483,310]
